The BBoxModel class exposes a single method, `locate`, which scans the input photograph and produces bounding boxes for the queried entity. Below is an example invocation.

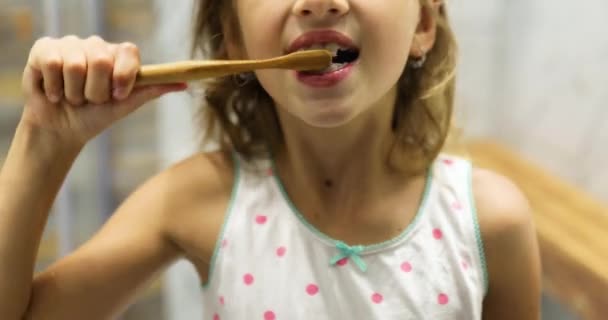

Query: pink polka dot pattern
[462,260,469,270]
[306,284,319,296]
[255,215,268,224]
[197,153,487,318]
[433,228,443,239]
[401,261,412,273]
[276,246,286,257]
[371,293,384,304]
[243,273,254,285]
[452,201,463,211]
[264,310,276,320]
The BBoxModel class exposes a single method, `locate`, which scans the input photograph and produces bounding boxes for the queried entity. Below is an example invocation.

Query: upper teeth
[298,43,347,55]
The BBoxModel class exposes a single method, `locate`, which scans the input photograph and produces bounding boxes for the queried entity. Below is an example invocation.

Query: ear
[410,0,441,57]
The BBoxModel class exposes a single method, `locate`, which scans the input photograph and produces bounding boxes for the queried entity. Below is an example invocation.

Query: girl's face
[230,0,425,128]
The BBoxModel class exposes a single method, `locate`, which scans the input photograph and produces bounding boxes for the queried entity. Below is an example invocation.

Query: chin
[300,104,361,128]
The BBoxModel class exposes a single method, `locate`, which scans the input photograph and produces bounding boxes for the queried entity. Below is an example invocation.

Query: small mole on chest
[324,179,333,188]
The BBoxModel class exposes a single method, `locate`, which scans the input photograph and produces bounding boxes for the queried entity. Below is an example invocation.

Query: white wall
[450,0,608,202]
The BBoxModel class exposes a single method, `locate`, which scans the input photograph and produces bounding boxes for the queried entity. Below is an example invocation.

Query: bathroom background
[0,0,606,319]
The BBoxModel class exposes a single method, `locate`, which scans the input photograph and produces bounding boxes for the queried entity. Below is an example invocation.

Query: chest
[200,218,482,320]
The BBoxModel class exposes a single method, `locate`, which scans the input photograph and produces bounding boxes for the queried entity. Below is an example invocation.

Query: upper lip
[286,30,358,54]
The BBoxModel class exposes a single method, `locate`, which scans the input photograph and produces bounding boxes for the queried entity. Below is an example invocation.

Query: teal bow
[329,241,368,272]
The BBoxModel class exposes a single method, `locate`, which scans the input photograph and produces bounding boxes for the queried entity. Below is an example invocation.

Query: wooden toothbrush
[135,50,332,86]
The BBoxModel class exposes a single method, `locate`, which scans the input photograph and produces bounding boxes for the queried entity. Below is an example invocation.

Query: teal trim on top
[270,157,434,254]
[201,151,241,289]
[330,241,367,272]
[467,163,490,296]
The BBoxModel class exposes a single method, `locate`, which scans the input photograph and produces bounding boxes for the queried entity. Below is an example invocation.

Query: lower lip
[295,62,356,88]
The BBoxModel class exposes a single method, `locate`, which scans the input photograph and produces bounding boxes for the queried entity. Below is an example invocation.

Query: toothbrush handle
[135,50,332,86]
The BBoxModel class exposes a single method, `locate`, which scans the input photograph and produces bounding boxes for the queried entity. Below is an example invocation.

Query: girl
[0,0,541,319]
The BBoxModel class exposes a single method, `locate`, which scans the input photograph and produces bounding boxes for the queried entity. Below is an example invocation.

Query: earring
[409,41,427,69]
[409,55,427,69]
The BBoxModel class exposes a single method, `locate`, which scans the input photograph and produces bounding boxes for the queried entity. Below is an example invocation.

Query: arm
[0,124,181,319]
[0,124,81,318]
[473,169,542,320]
[0,35,187,320]
[0,123,181,320]
[25,162,183,320]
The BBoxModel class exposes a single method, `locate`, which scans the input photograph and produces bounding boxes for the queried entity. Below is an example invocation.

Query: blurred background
[0,0,606,319]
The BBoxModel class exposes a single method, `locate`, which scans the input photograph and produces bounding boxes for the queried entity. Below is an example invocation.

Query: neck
[274,88,405,215]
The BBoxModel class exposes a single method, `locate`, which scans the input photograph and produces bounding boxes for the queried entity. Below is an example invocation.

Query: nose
[292,0,349,19]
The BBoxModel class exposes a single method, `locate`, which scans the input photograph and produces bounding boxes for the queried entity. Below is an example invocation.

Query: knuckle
[34,36,53,47]
[64,59,87,75]
[30,37,55,62]
[62,34,80,42]
[89,53,114,71]
[120,42,140,55]
[86,35,104,43]
[44,56,63,71]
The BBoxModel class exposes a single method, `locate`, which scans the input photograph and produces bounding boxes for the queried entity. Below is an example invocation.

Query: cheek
[255,69,292,105]
[236,1,286,59]
[359,3,418,82]
[366,1,418,49]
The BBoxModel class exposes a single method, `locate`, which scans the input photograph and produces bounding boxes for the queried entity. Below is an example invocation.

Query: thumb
[113,83,188,118]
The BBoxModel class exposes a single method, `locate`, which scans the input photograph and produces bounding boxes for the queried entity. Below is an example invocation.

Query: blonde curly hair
[192,0,458,173]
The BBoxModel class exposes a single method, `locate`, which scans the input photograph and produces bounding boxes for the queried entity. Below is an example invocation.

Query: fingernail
[49,93,60,103]
[162,84,188,95]
[172,83,188,91]
[113,87,127,100]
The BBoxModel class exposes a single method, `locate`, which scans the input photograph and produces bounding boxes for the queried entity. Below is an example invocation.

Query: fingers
[112,42,141,101]
[27,37,64,103]
[24,35,146,107]
[22,63,43,98]
[61,36,87,105]
[84,36,114,105]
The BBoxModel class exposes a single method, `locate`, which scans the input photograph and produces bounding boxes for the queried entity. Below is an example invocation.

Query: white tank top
[201,153,488,320]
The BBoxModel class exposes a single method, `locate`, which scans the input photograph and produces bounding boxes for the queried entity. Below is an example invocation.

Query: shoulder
[118,149,235,239]
[128,150,234,218]
[103,150,235,233]
[471,168,532,237]
[156,150,235,209]
[154,149,235,233]
[470,168,541,319]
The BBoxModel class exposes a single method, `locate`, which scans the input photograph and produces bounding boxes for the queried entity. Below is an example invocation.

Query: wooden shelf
[468,140,608,320]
